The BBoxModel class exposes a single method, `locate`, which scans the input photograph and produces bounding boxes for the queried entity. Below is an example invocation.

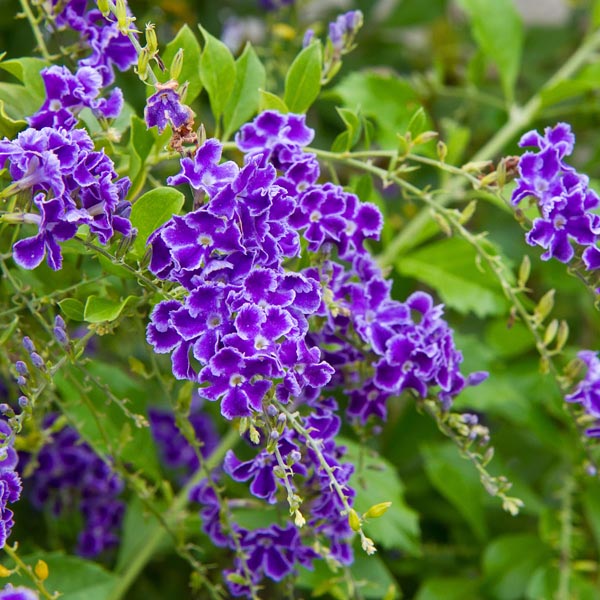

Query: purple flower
[1,127,133,271]
[512,123,600,270]
[0,585,39,600]
[145,84,193,134]
[28,65,123,130]
[167,138,238,196]
[566,351,600,430]
[0,421,22,549]
[21,416,123,557]
[51,2,137,86]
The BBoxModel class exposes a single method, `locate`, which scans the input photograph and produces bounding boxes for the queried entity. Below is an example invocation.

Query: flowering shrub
[2,0,600,598]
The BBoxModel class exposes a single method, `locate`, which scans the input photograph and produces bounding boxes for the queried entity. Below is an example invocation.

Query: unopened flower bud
[22,336,35,353]
[55,315,66,330]
[16,377,26,387]
[0,404,10,414]
[145,23,158,56]
[170,49,184,81]
[364,501,392,519]
[18,396,28,408]
[137,47,150,82]
[30,352,44,369]
[35,560,49,581]
[270,429,280,440]
[0,564,11,577]
[97,0,110,17]
[266,405,278,418]
[15,361,28,376]
[348,508,361,532]
[290,450,301,463]
[54,327,68,346]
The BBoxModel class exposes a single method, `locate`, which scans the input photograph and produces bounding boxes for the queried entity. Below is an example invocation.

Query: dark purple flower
[167,138,238,197]
[28,65,123,130]
[21,416,123,557]
[566,350,600,421]
[145,84,193,134]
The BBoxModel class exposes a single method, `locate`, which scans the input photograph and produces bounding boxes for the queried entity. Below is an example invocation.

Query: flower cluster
[0,126,132,270]
[511,123,600,269]
[192,399,354,595]
[48,0,137,86]
[566,350,600,436]
[0,421,22,549]
[29,65,123,131]
[145,109,485,596]
[22,416,124,557]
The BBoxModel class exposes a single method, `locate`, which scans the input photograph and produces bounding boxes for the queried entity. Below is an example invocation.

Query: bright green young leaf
[0,97,26,137]
[421,442,488,540]
[456,0,523,102]
[258,89,288,113]
[397,237,508,317]
[0,57,48,98]
[343,438,420,554]
[83,295,137,323]
[9,553,117,600]
[223,43,266,139]
[331,107,362,152]
[161,24,203,104]
[199,25,236,121]
[130,187,185,258]
[334,72,428,148]
[58,298,85,321]
[283,42,322,113]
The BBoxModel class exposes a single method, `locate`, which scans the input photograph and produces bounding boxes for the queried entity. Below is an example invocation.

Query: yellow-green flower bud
[363,501,392,520]
[145,23,158,56]
[170,48,184,81]
[348,508,361,532]
[97,0,110,18]
[35,559,49,581]
[137,48,150,82]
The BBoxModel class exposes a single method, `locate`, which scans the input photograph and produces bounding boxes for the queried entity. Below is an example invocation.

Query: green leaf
[415,577,481,600]
[258,89,288,113]
[456,0,523,101]
[396,237,508,317]
[283,42,322,113]
[127,114,156,197]
[0,57,48,97]
[333,72,428,148]
[116,497,172,573]
[223,43,266,139]
[0,82,44,122]
[0,98,26,137]
[130,187,185,258]
[161,24,203,104]
[331,107,361,152]
[58,298,85,321]
[482,534,552,600]
[199,25,236,121]
[9,553,117,600]
[343,438,420,554]
[83,295,136,323]
[421,442,488,540]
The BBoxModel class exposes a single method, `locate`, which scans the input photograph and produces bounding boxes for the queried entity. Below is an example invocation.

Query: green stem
[108,426,240,600]
[18,0,52,61]
[373,26,600,265]
[3,545,57,599]
[557,474,574,600]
